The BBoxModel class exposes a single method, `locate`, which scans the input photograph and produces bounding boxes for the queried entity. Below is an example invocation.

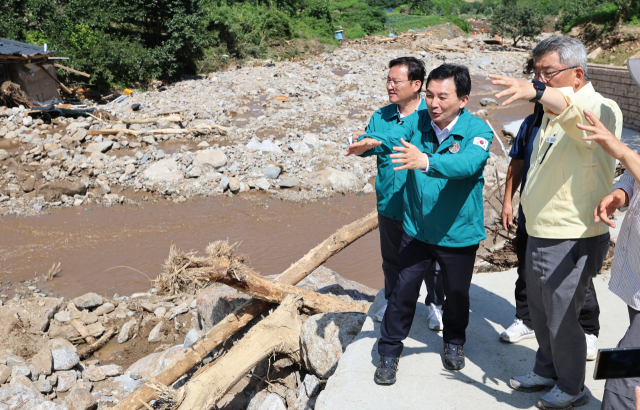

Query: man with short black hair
[347,63,494,384]
[355,56,445,331]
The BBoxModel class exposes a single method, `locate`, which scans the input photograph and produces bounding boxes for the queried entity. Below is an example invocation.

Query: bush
[490,0,545,46]
[444,15,470,32]
[345,25,367,38]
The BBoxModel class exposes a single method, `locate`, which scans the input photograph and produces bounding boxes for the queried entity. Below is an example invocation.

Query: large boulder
[300,313,367,379]
[291,374,321,410]
[64,385,98,410]
[125,345,184,380]
[9,375,43,397]
[31,347,52,376]
[142,158,184,183]
[56,370,77,392]
[0,386,57,409]
[36,182,87,202]
[195,149,227,169]
[85,141,113,154]
[248,392,287,410]
[51,349,79,371]
[302,133,321,150]
[307,168,365,192]
[297,266,377,302]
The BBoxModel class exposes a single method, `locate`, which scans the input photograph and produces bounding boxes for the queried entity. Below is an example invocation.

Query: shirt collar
[396,97,424,120]
[431,111,461,143]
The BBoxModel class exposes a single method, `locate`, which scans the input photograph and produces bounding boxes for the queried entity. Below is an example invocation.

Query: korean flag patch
[473,137,489,151]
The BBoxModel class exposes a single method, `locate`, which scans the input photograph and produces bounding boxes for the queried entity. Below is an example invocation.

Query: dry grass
[154,241,244,296]
[145,381,179,410]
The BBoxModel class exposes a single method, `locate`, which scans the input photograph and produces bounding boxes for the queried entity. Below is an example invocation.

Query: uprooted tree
[489,0,545,47]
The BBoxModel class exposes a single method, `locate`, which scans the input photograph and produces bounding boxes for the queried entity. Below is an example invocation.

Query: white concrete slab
[316,269,628,410]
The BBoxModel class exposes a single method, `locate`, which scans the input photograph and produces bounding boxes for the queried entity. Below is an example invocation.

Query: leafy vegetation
[489,0,545,46]
[557,0,638,33]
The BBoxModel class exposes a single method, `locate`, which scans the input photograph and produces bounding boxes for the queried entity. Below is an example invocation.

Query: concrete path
[316,267,629,410]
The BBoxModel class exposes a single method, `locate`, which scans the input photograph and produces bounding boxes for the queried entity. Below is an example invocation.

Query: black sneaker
[374,355,399,385]
[443,342,465,370]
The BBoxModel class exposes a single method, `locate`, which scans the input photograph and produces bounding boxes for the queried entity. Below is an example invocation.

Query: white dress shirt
[422,113,460,173]
[609,169,640,310]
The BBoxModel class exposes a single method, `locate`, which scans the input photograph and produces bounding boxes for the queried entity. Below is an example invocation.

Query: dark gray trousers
[378,213,444,305]
[526,233,610,396]
[601,306,640,410]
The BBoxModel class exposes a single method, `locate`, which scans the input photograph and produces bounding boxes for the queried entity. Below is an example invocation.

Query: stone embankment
[0,32,525,217]
[0,266,377,410]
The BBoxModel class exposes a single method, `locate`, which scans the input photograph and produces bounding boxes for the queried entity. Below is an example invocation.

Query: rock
[73,293,103,309]
[473,109,489,117]
[71,128,87,142]
[47,373,57,386]
[292,374,321,410]
[228,177,241,193]
[362,183,374,194]
[308,168,365,191]
[85,322,105,338]
[261,139,282,153]
[141,135,157,145]
[0,350,26,366]
[255,178,271,190]
[142,158,184,183]
[93,303,114,316]
[23,116,33,126]
[31,347,52,376]
[501,119,525,138]
[279,177,299,188]
[183,329,199,349]
[37,181,87,202]
[0,387,46,409]
[300,312,367,378]
[196,285,251,333]
[0,364,12,384]
[48,338,77,352]
[153,307,167,318]
[246,137,263,151]
[83,367,106,382]
[303,133,321,150]
[473,56,492,69]
[67,122,90,130]
[587,47,602,60]
[64,386,98,410]
[169,302,189,319]
[148,322,165,342]
[22,176,36,193]
[11,365,31,379]
[75,381,92,391]
[289,141,312,154]
[100,364,122,377]
[34,378,52,394]
[218,176,230,191]
[85,141,113,153]
[125,345,184,380]
[117,320,136,344]
[51,349,79,371]
[479,98,498,107]
[263,165,282,179]
[56,370,77,392]
[185,165,202,178]
[297,266,377,302]
[196,149,227,169]
[54,311,71,323]
[251,393,287,410]
[48,324,80,340]
[10,375,42,397]
[0,150,9,161]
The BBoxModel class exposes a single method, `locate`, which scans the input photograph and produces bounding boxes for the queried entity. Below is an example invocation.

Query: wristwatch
[529,80,546,103]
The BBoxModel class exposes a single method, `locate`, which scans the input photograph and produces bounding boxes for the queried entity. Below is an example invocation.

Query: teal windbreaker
[361,108,493,247]
[360,99,428,221]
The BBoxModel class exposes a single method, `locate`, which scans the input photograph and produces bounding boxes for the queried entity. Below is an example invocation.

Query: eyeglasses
[386,79,413,87]
[530,66,578,81]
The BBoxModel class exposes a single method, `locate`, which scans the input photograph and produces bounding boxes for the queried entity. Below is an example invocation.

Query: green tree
[490,0,545,46]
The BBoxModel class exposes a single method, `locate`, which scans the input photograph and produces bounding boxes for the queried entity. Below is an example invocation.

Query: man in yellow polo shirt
[490,36,623,409]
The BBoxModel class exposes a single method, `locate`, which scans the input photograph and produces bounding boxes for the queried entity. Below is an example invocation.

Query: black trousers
[378,233,478,357]
[514,228,600,336]
[378,214,445,305]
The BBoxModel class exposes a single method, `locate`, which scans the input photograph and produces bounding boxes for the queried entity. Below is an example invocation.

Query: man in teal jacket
[357,56,444,330]
[348,64,493,384]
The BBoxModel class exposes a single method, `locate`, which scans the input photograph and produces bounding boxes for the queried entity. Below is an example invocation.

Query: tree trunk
[112,210,378,410]
[199,259,371,314]
[78,327,117,360]
[175,295,304,409]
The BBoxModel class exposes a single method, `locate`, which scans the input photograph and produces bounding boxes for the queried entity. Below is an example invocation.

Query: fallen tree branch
[112,209,378,410]
[78,327,117,359]
[176,295,304,409]
[197,259,370,314]
[122,114,181,124]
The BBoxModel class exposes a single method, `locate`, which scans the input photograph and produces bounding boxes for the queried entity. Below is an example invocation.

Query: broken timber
[112,209,378,410]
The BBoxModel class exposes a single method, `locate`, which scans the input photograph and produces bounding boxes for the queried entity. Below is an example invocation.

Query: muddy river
[0,80,540,299]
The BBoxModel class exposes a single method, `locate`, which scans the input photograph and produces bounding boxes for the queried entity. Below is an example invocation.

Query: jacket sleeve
[358,114,379,157]
[546,87,623,149]
[425,130,494,179]
[358,115,417,156]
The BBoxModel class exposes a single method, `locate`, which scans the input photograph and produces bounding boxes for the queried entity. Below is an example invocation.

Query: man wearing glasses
[352,57,445,331]
[490,36,623,409]
[499,58,602,360]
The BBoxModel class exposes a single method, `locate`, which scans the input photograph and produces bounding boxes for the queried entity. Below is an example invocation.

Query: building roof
[0,37,50,57]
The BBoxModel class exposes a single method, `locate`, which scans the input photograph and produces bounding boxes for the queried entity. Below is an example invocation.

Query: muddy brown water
[0,193,383,299]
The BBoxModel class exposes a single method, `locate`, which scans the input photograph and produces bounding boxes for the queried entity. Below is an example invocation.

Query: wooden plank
[54,63,90,78]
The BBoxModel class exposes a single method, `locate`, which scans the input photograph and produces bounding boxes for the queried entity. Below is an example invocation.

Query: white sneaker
[427,303,443,331]
[586,333,597,361]
[537,385,589,409]
[374,303,387,322]
[509,371,556,392]
[500,319,535,343]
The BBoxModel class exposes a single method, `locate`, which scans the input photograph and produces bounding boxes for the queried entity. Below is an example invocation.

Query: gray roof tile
[0,37,50,57]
